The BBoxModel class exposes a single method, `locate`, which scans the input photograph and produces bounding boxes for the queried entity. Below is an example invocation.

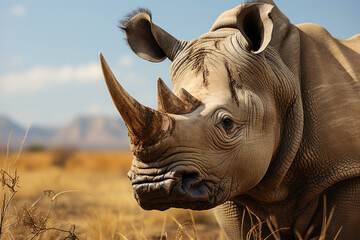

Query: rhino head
[100,1,303,210]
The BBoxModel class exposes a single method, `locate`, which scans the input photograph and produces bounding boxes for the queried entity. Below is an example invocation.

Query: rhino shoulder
[297,23,360,51]
[341,34,360,54]
[296,23,334,40]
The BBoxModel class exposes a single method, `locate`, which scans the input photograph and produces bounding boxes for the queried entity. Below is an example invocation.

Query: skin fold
[100,0,360,239]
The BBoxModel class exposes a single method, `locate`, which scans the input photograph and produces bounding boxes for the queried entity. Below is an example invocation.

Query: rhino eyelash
[216,121,243,137]
[221,117,234,128]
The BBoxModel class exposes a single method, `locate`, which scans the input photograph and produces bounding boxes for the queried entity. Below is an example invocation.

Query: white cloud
[11,5,26,16]
[0,62,102,95]
[118,55,134,67]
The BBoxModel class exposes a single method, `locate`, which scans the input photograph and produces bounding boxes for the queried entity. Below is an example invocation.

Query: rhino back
[292,23,360,197]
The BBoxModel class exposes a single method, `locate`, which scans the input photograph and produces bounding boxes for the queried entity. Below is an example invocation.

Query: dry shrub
[17,204,79,240]
[52,147,77,168]
[17,206,47,235]
[12,188,81,239]
[26,145,46,152]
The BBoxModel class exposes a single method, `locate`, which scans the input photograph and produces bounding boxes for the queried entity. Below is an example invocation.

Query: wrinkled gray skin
[100,0,360,239]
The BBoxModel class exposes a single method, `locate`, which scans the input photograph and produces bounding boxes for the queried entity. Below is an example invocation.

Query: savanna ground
[0,133,340,240]
[0,148,226,240]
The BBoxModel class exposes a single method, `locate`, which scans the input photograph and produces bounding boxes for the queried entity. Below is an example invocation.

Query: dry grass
[0,151,133,171]
[0,150,224,239]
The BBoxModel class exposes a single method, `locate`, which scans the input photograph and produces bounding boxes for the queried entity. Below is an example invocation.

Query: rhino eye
[221,117,234,129]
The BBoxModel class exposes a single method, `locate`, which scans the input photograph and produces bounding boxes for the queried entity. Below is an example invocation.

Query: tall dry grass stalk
[0,124,29,238]
[0,169,19,238]
[294,196,342,240]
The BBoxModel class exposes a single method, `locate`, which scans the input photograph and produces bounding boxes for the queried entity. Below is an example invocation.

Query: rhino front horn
[157,78,201,114]
[99,53,174,146]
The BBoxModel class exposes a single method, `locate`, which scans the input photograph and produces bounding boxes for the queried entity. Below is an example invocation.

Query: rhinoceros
[99,0,360,239]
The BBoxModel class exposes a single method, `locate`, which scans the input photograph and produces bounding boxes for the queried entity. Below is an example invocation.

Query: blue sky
[1,0,359,128]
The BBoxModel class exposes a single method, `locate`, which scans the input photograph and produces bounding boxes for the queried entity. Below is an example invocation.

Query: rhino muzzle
[128,167,212,210]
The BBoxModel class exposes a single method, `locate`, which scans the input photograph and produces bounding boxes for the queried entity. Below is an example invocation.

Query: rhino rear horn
[179,88,201,112]
[99,53,173,146]
[157,78,201,114]
[120,10,188,62]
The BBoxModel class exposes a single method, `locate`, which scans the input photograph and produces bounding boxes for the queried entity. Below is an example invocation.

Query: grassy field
[0,150,225,240]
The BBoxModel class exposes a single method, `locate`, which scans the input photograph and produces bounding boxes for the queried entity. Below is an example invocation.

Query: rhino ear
[120,9,187,62]
[237,3,274,54]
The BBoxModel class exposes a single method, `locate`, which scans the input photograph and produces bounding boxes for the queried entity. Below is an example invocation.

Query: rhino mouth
[128,169,215,210]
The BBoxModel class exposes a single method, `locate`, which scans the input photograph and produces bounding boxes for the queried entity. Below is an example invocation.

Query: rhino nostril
[181,173,200,191]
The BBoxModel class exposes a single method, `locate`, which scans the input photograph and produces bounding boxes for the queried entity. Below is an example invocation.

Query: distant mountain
[50,116,129,149]
[0,115,130,150]
[0,115,26,147]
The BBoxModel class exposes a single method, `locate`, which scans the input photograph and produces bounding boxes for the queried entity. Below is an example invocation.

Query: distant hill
[0,115,130,150]
[0,115,27,147]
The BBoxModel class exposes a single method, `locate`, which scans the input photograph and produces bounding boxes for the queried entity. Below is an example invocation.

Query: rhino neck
[235,23,360,232]
[238,24,303,203]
